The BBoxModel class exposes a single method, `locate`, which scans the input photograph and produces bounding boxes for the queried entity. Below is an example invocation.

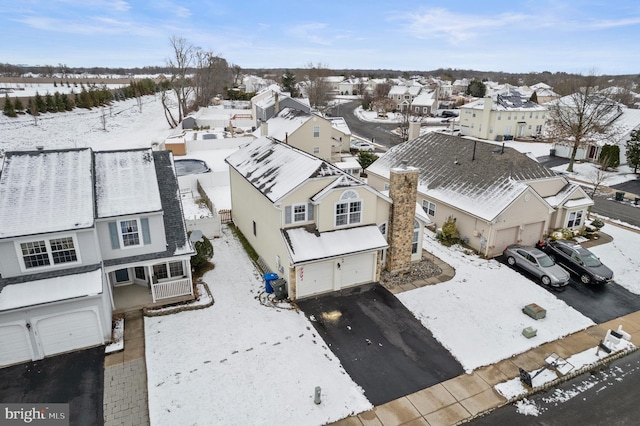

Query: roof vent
[400,160,408,169]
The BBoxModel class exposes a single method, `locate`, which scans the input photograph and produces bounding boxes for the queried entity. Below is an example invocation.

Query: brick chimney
[386,161,419,273]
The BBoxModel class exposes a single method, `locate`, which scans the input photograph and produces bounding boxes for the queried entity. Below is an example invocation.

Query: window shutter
[285,206,291,224]
[141,218,151,245]
[307,203,314,220]
[108,222,120,249]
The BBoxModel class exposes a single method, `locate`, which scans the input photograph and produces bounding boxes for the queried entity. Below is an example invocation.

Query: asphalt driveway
[0,346,104,426]
[297,283,464,406]
[502,257,640,324]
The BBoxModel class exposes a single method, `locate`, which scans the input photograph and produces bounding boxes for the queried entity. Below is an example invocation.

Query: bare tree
[587,162,611,199]
[231,64,242,85]
[546,73,622,172]
[193,50,232,108]
[304,62,333,112]
[355,78,367,97]
[164,35,195,127]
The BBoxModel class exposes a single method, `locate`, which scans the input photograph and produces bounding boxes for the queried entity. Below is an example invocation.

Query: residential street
[471,347,640,425]
[327,100,400,147]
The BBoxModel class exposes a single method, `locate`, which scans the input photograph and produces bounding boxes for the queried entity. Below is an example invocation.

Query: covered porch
[106,257,194,312]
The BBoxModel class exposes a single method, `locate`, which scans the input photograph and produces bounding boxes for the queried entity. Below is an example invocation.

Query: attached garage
[35,309,104,357]
[295,252,378,299]
[296,261,334,299]
[492,226,520,256]
[340,253,376,287]
[521,221,545,246]
[0,322,33,366]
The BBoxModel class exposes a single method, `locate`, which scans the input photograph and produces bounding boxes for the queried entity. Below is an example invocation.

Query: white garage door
[340,253,375,288]
[521,221,545,246]
[296,262,334,299]
[36,310,103,357]
[492,226,520,257]
[0,323,33,366]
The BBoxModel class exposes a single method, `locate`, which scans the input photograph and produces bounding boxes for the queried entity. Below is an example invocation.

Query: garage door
[492,226,519,257]
[36,310,103,357]
[0,323,33,366]
[521,221,545,246]
[296,262,334,299]
[340,253,375,288]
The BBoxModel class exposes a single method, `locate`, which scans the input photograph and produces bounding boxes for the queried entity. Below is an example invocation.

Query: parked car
[350,141,374,151]
[538,239,614,285]
[503,244,570,288]
[441,110,459,118]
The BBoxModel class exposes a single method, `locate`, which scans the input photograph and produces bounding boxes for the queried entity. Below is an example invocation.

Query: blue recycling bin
[263,273,278,293]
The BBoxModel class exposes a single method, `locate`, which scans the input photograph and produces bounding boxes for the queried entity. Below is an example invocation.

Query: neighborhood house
[0,148,194,367]
[225,136,429,300]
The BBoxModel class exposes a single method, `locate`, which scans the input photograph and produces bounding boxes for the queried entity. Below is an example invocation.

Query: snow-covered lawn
[589,222,640,295]
[144,226,371,426]
[398,232,596,373]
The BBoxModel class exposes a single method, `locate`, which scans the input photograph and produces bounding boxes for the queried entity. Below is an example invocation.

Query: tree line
[2,78,159,117]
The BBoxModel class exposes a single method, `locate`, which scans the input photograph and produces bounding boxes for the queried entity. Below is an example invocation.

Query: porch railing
[151,278,193,302]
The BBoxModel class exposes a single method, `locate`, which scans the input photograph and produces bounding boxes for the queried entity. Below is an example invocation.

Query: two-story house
[257,107,351,162]
[366,132,594,258]
[0,148,194,367]
[225,137,429,300]
[459,91,548,141]
[388,85,423,111]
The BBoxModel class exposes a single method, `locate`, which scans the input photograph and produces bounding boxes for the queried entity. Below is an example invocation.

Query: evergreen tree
[62,94,74,111]
[626,130,640,173]
[466,79,486,97]
[54,92,65,112]
[599,144,620,169]
[3,95,16,117]
[34,91,46,113]
[14,97,24,112]
[281,70,298,97]
[45,93,55,112]
[530,91,539,104]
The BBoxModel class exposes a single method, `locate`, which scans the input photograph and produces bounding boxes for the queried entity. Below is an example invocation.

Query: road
[471,348,640,425]
[591,194,640,227]
[327,100,401,148]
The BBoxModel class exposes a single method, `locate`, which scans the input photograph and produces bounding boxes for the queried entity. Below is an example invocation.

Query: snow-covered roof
[265,108,312,141]
[225,137,359,203]
[0,149,95,238]
[94,149,163,218]
[326,117,351,136]
[283,225,388,264]
[462,91,546,112]
[367,132,557,221]
[411,90,436,106]
[564,197,594,208]
[0,266,102,311]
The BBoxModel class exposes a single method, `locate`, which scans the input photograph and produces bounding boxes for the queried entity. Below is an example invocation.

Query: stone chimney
[386,161,419,273]
[408,122,421,141]
[261,121,269,137]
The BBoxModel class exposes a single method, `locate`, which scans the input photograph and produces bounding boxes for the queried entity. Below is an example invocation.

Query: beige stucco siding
[288,118,334,162]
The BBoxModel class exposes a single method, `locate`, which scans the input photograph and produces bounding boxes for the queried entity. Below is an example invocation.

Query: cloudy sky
[3,1,640,74]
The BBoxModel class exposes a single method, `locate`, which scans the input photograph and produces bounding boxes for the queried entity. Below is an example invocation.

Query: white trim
[292,203,308,223]
[14,234,82,273]
[117,218,143,249]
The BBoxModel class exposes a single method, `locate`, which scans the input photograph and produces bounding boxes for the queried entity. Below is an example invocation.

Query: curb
[459,345,640,424]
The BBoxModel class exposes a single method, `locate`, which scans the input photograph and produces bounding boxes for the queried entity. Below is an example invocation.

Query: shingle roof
[225,136,361,203]
[102,150,193,266]
[367,132,557,221]
[0,148,95,238]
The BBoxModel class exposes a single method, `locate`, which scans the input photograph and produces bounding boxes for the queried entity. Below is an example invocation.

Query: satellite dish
[189,230,204,243]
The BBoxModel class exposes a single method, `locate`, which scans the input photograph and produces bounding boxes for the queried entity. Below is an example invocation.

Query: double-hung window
[313,126,320,138]
[153,261,185,281]
[120,219,140,247]
[108,217,151,249]
[422,200,436,216]
[412,220,420,254]
[335,190,362,227]
[19,236,79,270]
[567,210,583,228]
[293,204,307,222]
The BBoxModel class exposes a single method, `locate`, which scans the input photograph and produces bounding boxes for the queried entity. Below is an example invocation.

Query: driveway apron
[297,283,464,406]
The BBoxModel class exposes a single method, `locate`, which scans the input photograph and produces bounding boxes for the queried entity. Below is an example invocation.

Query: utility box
[522,327,537,338]
[523,303,546,320]
[272,278,288,300]
[615,191,625,202]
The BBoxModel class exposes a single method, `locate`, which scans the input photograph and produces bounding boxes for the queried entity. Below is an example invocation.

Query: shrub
[189,232,214,274]
[437,215,460,247]
[590,218,605,229]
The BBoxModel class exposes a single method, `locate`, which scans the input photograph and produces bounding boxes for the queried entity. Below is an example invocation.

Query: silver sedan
[503,244,570,288]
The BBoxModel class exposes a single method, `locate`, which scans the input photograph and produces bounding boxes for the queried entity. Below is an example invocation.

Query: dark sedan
[538,239,614,285]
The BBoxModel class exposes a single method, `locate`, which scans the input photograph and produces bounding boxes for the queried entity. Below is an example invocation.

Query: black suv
[538,239,614,285]
[441,110,458,118]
